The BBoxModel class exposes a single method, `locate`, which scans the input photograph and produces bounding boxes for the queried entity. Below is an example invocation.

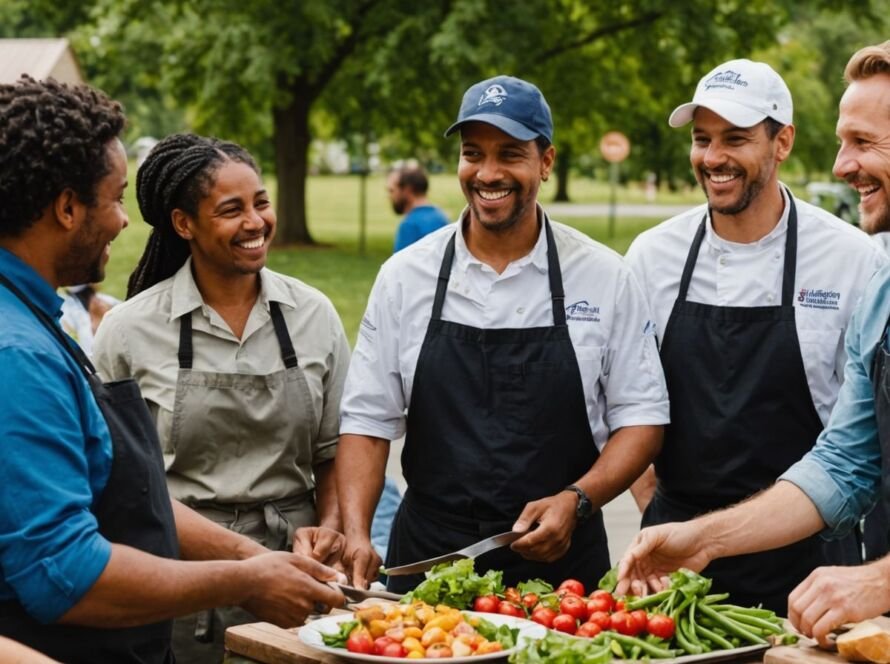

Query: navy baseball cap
[445,75,553,144]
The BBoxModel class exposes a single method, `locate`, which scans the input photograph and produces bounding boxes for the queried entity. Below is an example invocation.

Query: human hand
[239,552,346,627]
[510,492,577,562]
[341,536,382,590]
[788,561,890,647]
[616,522,710,596]
[293,526,346,569]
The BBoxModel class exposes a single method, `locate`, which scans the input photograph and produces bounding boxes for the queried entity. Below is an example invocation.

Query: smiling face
[690,108,792,216]
[59,139,129,285]
[458,122,554,234]
[833,74,890,234]
[174,159,275,279]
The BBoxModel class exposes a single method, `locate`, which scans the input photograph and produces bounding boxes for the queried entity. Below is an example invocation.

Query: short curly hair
[0,75,125,237]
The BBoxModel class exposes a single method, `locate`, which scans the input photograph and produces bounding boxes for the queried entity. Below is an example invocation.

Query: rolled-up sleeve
[340,265,408,441]
[780,295,882,538]
[0,347,112,623]
[601,269,670,431]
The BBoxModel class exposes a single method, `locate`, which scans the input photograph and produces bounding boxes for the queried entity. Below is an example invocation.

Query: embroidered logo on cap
[478,84,508,107]
[703,70,749,92]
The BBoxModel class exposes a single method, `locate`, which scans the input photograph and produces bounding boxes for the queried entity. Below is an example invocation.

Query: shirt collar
[705,184,791,251]
[0,247,65,319]
[169,257,296,320]
[453,204,550,274]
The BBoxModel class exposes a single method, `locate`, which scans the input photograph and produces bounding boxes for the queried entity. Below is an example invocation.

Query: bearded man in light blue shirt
[617,40,890,646]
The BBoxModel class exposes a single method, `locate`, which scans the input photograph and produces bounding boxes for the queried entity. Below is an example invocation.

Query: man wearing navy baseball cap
[625,59,884,613]
[337,74,670,592]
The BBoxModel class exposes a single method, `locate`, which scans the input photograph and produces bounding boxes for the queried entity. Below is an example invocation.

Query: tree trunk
[273,89,315,245]
[553,142,571,202]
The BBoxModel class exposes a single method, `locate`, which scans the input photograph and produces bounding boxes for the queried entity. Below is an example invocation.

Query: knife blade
[383,530,524,576]
[330,582,403,603]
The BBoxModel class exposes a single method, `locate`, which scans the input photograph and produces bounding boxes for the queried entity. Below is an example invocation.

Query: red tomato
[551,613,578,635]
[374,637,394,655]
[576,621,603,638]
[557,579,586,597]
[473,595,501,613]
[614,599,626,611]
[521,592,539,609]
[530,607,558,628]
[585,596,612,616]
[610,610,643,637]
[630,609,649,634]
[647,614,676,640]
[346,631,375,654]
[498,602,525,618]
[590,590,615,611]
[559,594,588,621]
[381,642,406,658]
[504,587,521,604]
[587,610,611,629]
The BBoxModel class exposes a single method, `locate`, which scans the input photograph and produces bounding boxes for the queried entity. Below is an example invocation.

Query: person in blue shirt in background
[617,40,890,647]
[0,75,344,663]
[388,165,450,252]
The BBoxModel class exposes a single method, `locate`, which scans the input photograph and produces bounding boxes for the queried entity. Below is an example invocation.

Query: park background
[4,1,890,559]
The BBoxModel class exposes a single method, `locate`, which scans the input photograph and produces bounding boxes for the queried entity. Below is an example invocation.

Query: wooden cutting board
[225,622,341,664]
[765,617,890,664]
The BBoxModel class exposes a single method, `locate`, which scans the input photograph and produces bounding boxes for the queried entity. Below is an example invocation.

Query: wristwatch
[564,484,593,522]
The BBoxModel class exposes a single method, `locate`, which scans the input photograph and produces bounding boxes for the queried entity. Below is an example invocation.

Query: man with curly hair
[0,76,345,663]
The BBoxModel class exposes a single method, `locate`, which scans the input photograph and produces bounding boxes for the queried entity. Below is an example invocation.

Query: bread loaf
[837,621,890,663]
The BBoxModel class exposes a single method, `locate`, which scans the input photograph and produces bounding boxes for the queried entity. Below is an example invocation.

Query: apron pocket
[495,360,578,435]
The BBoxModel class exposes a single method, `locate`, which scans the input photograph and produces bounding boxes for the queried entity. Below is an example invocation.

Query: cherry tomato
[630,609,649,634]
[587,610,611,629]
[614,599,626,611]
[530,606,558,628]
[557,579,586,597]
[647,614,676,640]
[504,587,521,604]
[473,595,501,613]
[381,642,406,658]
[551,613,578,635]
[521,592,539,609]
[498,602,525,618]
[559,594,588,621]
[374,636,395,655]
[590,590,615,611]
[346,631,375,654]
[610,610,644,637]
[576,621,603,638]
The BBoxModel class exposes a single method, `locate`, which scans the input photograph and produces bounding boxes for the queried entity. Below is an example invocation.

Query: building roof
[0,38,84,85]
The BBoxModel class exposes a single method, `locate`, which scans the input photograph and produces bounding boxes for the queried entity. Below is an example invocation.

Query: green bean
[630,645,642,659]
[610,639,625,659]
[710,604,776,619]
[703,593,730,604]
[697,603,767,645]
[609,633,681,659]
[625,589,674,611]
[723,610,784,634]
[693,619,735,650]
[673,614,704,655]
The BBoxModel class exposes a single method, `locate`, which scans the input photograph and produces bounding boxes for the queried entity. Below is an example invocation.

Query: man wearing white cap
[624,59,885,613]
[337,75,670,593]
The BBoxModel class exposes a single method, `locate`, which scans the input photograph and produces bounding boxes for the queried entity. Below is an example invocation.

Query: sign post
[599,131,631,239]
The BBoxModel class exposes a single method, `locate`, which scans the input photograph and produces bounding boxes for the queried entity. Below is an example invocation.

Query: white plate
[299,610,547,663]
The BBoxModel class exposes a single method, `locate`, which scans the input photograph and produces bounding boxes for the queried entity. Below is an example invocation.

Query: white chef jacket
[340,209,670,451]
[625,188,887,425]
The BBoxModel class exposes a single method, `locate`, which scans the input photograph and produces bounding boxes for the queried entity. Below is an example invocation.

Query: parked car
[807,182,859,225]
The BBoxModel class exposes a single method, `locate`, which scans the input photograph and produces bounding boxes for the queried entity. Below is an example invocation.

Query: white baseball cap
[669,59,793,128]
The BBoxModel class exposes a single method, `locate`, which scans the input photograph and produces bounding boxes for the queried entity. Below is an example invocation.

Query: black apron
[869,314,890,560]
[643,197,861,614]
[385,217,611,593]
[0,274,179,664]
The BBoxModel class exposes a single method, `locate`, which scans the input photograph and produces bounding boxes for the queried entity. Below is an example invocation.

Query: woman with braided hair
[93,133,350,662]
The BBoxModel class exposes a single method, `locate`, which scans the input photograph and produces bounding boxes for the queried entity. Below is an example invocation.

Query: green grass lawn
[103,170,698,344]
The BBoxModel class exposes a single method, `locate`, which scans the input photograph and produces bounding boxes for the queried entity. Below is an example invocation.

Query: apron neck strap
[431,214,567,326]
[677,191,799,307]
[0,273,97,376]
[178,301,299,370]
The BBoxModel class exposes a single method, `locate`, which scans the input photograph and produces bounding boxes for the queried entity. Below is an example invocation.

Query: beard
[466,184,535,234]
[699,151,776,216]
[57,210,107,286]
[391,197,406,215]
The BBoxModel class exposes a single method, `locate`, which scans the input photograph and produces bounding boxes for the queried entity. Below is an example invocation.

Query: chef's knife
[329,582,403,602]
[383,530,524,576]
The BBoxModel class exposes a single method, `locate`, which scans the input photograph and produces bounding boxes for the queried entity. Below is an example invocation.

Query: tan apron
[170,302,319,662]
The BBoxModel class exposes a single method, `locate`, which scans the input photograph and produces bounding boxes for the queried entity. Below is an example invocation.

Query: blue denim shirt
[394,206,450,252]
[781,263,890,538]
[0,248,113,622]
